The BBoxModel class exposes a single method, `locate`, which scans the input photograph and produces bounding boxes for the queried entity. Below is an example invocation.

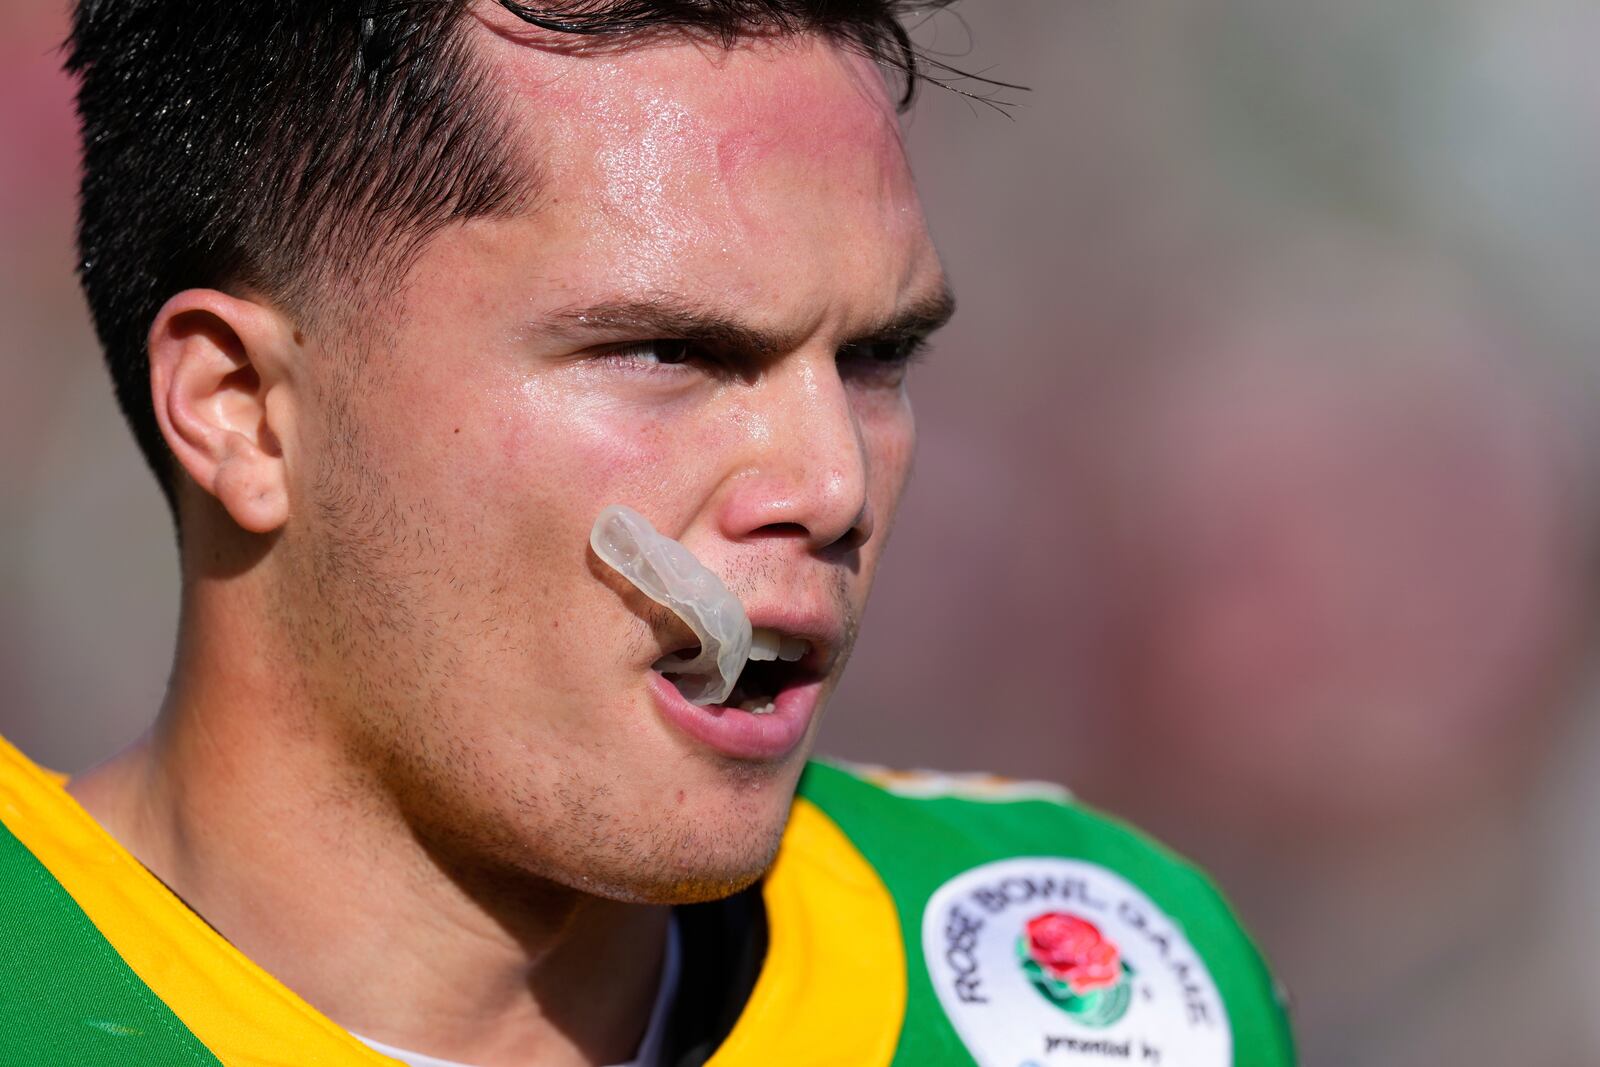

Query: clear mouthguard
[590,505,752,706]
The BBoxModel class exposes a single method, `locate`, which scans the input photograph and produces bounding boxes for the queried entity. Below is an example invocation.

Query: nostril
[750,521,809,539]
[750,519,868,554]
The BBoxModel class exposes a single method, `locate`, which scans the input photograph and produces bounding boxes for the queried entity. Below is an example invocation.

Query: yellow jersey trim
[0,736,410,1067]
[0,738,906,1066]
[706,797,907,1067]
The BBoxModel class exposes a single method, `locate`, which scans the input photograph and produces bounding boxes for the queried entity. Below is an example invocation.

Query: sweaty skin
[590,504,753,706]
[68,16,944,1067]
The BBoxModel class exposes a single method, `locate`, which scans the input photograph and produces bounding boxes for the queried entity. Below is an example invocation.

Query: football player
[0,2,1294,1064]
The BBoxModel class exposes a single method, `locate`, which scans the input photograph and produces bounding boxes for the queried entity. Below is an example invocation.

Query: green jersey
[0,737,1292,1065]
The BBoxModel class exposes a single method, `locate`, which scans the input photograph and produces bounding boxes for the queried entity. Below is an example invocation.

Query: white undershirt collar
[354,915,682,1067]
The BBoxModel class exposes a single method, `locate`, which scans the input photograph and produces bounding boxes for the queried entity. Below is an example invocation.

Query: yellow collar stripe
[708,798,906,1067]
[0,736,397,1066]
[0,737,905,1066]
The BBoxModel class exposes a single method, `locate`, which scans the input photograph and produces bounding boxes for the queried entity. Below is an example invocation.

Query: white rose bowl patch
[922,858,1231,1066]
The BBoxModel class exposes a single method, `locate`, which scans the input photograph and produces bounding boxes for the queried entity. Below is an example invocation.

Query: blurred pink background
[6,2,1600,1064]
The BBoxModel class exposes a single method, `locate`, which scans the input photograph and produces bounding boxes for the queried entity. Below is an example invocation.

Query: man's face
[276,20,945,900]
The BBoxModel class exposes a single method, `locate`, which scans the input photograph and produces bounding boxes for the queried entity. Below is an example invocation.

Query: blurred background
[6,1,1600,1064]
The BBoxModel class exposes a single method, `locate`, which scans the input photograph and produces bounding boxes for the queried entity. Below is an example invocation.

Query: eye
[836,337,928,385]
[602,339,700,366]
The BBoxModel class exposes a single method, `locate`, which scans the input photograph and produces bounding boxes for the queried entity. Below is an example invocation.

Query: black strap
[660,883,769,1067]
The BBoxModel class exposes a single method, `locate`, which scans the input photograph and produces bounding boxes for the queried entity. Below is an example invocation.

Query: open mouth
[657,626,816,714]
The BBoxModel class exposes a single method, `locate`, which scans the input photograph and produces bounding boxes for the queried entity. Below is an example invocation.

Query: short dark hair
[66,0,959,510]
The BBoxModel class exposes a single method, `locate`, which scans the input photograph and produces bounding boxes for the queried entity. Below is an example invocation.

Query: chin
[565,820,788,906]
[599,865,771,907]
[577,774,800,904]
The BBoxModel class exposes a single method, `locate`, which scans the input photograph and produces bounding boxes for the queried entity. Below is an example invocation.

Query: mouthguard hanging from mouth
[590,504,753,706]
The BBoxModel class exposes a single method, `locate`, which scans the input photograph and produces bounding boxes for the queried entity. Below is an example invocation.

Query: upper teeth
[749,626,810,664]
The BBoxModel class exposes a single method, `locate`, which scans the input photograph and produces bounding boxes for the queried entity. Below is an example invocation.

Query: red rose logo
[1024,912,1123,995]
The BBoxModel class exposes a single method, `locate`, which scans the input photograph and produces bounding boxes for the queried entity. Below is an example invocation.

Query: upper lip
[743,606,844,677]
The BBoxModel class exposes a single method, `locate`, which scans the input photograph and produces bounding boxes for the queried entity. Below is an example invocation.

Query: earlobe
[148,290,296,534]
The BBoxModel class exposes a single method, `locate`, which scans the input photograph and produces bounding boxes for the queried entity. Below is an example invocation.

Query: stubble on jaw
[249,27,902,909]
[264,379,802,905]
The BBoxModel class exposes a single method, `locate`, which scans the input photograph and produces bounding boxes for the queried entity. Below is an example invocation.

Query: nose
[716,351,874,554]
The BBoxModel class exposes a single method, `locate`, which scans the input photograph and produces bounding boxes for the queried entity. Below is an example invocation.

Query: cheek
[862,399,917,508]
[496,398,666,493]
[490,376,738,529]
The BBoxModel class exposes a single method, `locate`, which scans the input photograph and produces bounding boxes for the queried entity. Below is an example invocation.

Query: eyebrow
[538,284,957,357]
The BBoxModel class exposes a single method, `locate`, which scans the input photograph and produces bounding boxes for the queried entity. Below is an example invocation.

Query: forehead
[465,12,939,318]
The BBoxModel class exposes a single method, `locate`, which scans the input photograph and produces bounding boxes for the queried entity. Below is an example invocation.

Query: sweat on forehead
[461,17,922,295]
[469,10,907,166]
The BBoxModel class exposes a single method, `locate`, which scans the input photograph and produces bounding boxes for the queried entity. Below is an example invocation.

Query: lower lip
[648,671,821,761]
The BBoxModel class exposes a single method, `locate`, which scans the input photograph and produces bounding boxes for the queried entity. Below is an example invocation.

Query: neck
[67,578,669,1067]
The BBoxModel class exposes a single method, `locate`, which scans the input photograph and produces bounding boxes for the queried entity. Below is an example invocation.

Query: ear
[148,290,298,534]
